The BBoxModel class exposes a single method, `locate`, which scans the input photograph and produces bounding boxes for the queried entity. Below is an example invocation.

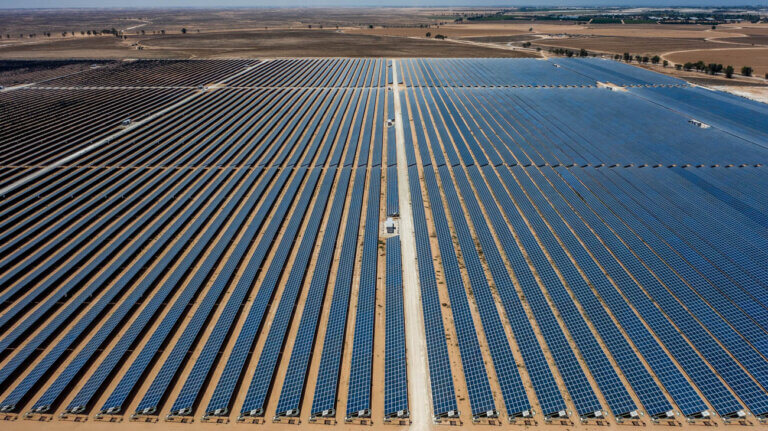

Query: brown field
[346,25,528,39]
[135,30,534,58]
[2,7,767,83]
[535,36,745,55]
[718,35,768,45]
[0,8,438,36]
[460,35,542,43]
[665,47,768,77]
[0,29,534,59]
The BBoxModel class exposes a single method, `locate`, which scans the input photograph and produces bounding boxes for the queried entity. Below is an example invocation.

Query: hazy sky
[0,1,764,8]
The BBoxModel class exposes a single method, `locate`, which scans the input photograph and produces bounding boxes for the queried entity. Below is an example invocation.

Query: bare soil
[535,36,747,55]
[665,48,768,77]
[0,29,533,59]
[135,30,532,58]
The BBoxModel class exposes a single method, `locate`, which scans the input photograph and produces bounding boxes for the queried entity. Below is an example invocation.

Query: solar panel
[387,165,399,217]
[421,167,497,419]
[383,236,409,420]
[406,165,458,420]
[167,167,323,418]
[202,166,339,418]
[546,167,746,419]
[309,168,367,419]
[433,164,531,420]
[468,165,602,419]
[255,169,352,420]
[345,165,382,420]
[32,166,254,415]
[559,167,768,419]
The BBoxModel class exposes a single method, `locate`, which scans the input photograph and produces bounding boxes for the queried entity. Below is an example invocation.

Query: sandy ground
[711,85,768,104]
[392,59,431,431]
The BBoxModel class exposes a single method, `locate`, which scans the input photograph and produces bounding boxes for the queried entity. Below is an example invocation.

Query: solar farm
[0,57,767,431]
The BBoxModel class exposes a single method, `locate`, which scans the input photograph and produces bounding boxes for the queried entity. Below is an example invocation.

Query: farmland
[0,56,767,431]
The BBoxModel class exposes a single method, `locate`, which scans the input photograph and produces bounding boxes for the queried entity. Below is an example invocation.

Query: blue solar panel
[167,167,323,418]
[0,162,219,412]
[406,165,458,420]
[345,165,381,420]
[422,167,497,419]
[387,165,399,217]
[129,168,306,417]
[434,164,531,420]
[383,236,409,420]
[31,165,257,415]
[460,164,601,419]
[546,167,746,419]
[202,166,339,418]
[309,168,367,419]
[521,167,696,420]
[63,166,268,416]
[254,169,351,420]
[559,167,768,419]
[371,89,384,168]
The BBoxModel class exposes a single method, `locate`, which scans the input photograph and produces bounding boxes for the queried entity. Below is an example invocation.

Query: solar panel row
[383,236,409,420]
[399,56,768,424]
[226,58,385,88]
[2,57,767,427]
[345,164,381,420]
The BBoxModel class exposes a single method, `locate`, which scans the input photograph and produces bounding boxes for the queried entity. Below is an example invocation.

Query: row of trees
[614,52,667,66]
[425,32,447,40]
[548,47,764,80]
[2,27,184,39]
[548,47,591,57]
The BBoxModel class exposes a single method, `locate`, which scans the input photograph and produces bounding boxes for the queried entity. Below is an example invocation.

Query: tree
[614,54,621,60]
[683,62,693,71]
[725,65,734,78]
[623,52,631,62]
[141,29,145,35]
[634,55,642,63]
[426,32,431,37]
[181,28,187,34]
[741,66,753,76]
[579,48,588,57]
[435,34,446,40]
[641,56,649,63]
[675,64,682,70]
[161,29,166,34]
[663,59,669,67]
[651,55,660,64]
